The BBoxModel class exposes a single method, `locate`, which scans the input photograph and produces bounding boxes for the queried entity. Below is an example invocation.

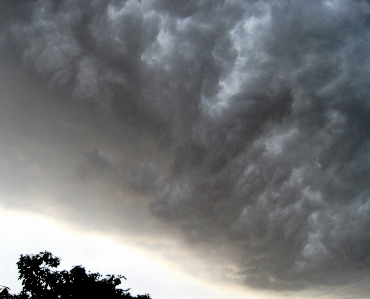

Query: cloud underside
[1,0,370,294]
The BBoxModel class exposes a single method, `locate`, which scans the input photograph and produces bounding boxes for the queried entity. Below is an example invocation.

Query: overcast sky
[1,0,370,298]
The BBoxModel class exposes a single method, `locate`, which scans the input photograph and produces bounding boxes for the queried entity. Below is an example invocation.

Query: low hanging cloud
[1,0,370,295]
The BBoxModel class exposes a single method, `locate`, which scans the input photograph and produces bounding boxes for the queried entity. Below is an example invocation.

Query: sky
[0,0,370,298]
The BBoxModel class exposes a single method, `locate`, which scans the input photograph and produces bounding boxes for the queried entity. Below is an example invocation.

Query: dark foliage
[0,251,151,299]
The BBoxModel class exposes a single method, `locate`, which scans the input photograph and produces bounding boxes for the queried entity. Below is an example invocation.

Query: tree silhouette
[0,251,151,299]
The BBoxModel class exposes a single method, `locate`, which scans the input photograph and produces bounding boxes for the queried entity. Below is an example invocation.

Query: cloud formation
[1,0,370,295]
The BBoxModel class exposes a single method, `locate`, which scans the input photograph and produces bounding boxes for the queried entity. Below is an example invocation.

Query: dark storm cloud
[1,0,370,295]
[129,161,160,193]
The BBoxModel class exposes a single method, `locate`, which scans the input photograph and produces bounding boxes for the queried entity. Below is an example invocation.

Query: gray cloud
[1,0,370,296]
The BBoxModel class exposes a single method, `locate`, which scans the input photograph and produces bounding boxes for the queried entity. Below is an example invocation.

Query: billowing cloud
[1,0,370,296]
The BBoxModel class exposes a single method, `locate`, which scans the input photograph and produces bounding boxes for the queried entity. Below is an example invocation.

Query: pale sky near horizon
[1,1,370,299]
[0,207,355,299]
[0,208,265,299]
